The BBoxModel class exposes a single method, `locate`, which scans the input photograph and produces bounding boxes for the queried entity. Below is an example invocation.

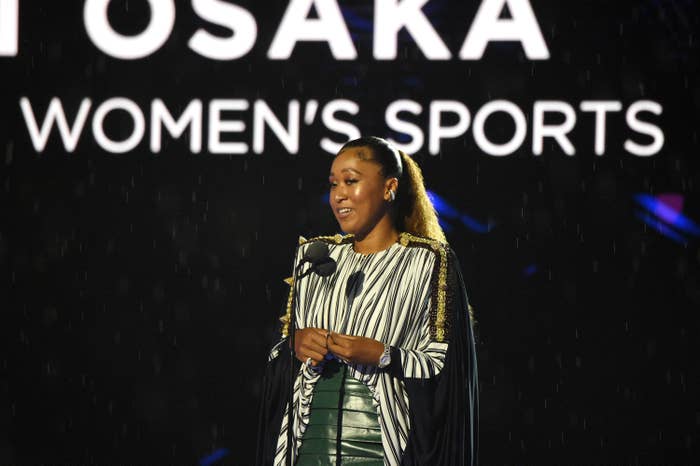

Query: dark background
[2,0,699,464]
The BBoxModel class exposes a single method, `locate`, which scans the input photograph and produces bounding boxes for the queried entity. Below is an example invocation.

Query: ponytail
[394,151,446,243]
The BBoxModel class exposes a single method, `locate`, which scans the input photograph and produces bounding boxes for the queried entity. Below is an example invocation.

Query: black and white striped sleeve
[393,294,449,378]
[392,246,451,379]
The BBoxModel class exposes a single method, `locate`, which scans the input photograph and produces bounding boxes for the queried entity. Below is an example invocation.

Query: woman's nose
[334,187,347,201]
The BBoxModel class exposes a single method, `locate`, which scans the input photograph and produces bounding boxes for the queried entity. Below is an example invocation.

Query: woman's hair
[338,136,446,243]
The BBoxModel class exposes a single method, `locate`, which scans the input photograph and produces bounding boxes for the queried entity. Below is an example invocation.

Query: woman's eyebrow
[329,168,362,176]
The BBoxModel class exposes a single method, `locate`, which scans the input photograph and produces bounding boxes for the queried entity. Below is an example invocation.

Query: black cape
[255,247,478,466]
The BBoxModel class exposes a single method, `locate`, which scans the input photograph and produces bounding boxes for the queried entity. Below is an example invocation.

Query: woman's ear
[385,177,399,201]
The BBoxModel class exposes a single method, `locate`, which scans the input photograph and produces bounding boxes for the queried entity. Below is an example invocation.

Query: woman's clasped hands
[294,327,384,367]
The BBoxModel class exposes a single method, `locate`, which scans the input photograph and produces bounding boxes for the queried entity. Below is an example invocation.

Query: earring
[389,190,396,202]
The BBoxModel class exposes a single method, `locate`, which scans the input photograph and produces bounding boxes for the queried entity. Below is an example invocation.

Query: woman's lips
[336,207,353,219]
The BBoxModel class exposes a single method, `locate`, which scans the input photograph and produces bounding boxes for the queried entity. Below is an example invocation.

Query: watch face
[379,348,391,367]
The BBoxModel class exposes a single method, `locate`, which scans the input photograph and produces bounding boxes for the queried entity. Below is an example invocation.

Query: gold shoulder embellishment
[300,233,353,245]
[397,232,449,342]
[281,275,295,337]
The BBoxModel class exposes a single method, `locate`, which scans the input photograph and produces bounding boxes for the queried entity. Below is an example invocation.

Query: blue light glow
[523,264,538,277]
[633,193,700,243]
[341,9,373,31]
[428,190,492,233]
[199,448,230,466]
[634,209,688,245]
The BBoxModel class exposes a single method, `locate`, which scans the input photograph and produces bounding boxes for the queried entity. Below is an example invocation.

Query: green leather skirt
[296,358,383,465]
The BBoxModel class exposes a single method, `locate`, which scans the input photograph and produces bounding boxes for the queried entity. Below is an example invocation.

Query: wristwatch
[377,344,392,368]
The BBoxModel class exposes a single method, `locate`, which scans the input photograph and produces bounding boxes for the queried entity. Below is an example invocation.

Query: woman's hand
[293,327,329,366]
[327,332,385,366]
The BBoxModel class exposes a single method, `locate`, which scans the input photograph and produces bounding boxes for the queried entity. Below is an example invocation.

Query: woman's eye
[345,179,358,185]
[329,181,337,189]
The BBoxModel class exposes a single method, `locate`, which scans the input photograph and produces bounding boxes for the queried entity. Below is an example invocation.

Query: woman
[256,137,478,466]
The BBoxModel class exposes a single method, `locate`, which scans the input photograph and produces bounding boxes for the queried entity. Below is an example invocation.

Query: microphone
[314,258,337,277]
[302,241,330,265]
[297,241,337,278]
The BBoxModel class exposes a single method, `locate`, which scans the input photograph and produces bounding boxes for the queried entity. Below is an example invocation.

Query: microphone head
[304,241,329,263]
[314,258,337,277]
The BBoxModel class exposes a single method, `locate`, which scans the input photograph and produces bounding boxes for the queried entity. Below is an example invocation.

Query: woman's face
[329,147,392,238]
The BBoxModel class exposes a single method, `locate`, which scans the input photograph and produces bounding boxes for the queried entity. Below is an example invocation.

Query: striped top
[269,233,450,466]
